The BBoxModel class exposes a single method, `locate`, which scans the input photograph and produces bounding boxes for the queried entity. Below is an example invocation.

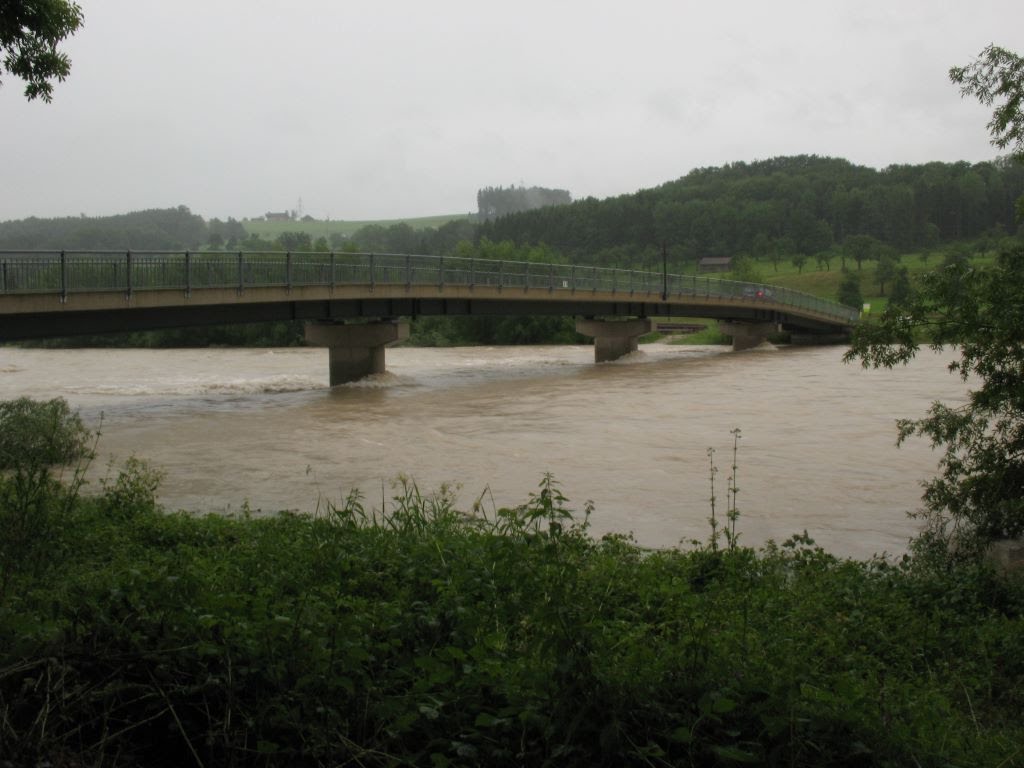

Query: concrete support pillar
[575,317,652,362]
[719,321,779,351]
[305,320,410,385]
[789,331,852,346]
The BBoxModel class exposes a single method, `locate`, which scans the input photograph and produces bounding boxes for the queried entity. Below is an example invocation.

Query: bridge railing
[0,250,860,324]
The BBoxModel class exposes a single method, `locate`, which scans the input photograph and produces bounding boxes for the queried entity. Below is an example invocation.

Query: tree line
[479,155,1024,266]
[0,206,209,251]
[3,156,1021,265]
[476,185,572,220]
[293,156,1024,279]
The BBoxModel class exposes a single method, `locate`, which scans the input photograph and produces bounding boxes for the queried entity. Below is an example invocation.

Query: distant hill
[0,210,475,252]
[479,155,1024,266]
[0,206,208,250]
[5,155,1023,262]
[242,213,474,241]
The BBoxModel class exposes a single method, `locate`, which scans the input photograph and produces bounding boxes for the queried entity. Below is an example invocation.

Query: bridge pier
[575,317,652,362]
[304,320,409,385]
[718,321,779,351]
[789,331,852,346]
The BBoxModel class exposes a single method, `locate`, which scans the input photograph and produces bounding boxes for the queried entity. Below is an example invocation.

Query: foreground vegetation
[1,405,1023,766]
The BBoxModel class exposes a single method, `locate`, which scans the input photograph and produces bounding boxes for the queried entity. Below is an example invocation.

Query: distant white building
[698,256,732,273]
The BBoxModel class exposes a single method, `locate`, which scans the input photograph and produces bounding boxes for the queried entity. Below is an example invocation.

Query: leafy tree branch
[0,0,83,102]
[950,44,1024,157]
[847,45,1024,555]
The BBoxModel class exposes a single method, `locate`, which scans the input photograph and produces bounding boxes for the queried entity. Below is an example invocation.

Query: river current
[0,342,968,559]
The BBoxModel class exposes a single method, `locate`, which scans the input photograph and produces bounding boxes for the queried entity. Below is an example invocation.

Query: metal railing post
[438,255,444,289]
[549,263,554,292]
[524,261,529,293]
[286,251,292,290]
[237,251,244,293]
[369,252,375,291]
[469,257,475,289]
[497,260,503,291]
[570,264,576,293]
[593,265,597,293]
[125,250,133,299]
[405,254,411,289]
[329,251,335,289]
[60,250,67,302]
[1,259,6,294]
[185,250,192,298]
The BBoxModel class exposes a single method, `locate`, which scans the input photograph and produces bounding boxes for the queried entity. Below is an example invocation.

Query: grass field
[644,248,994,343]
[736,250,996,311]
[242,213,474,241]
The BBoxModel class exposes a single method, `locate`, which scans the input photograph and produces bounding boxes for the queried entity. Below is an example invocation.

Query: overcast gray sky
[2,1,1021,222]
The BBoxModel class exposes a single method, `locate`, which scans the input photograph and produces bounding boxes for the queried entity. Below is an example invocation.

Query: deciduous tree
[889,266,912,308]
[815,249,834,271]
[848,45,1024,555]
[847,247,1024,551]
[730,254,763,283]
[843,234,877,271]
[0,0,83,102]
[837,270,862,309]
[0,397,91,597]
[950,44,1024,157]
[875,249,899,296]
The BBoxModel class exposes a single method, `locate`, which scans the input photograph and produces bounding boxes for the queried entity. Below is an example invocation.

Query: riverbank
[2,469,1022,767]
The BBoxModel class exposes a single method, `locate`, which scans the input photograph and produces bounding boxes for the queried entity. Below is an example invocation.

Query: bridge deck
[0,250,858,340]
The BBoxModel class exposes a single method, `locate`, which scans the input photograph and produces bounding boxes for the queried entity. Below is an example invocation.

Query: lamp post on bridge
[661,242,668,301]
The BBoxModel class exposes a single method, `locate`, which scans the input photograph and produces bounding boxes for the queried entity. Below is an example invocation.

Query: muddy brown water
[0,342,967,558]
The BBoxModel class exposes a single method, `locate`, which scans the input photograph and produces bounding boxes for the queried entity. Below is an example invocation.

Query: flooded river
[0,342,967,558]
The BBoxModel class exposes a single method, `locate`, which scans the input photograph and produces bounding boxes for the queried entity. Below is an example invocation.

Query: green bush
[0,397,92,599]
[2,399,1022,766]
[1,475,1022,766]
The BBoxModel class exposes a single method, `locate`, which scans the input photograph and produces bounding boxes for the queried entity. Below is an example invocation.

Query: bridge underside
[0,285,850,342]
[1,285,852,384]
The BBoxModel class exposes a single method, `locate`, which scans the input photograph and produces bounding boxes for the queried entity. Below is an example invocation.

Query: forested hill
[478,155,1024,263]
[4,156,1022,260]
[0,206,208,250]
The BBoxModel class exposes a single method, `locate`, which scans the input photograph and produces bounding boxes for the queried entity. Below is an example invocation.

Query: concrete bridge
[0,250,858,384]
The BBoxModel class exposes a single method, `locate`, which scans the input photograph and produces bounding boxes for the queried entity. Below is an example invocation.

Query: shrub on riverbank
[2,467,1023,767]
